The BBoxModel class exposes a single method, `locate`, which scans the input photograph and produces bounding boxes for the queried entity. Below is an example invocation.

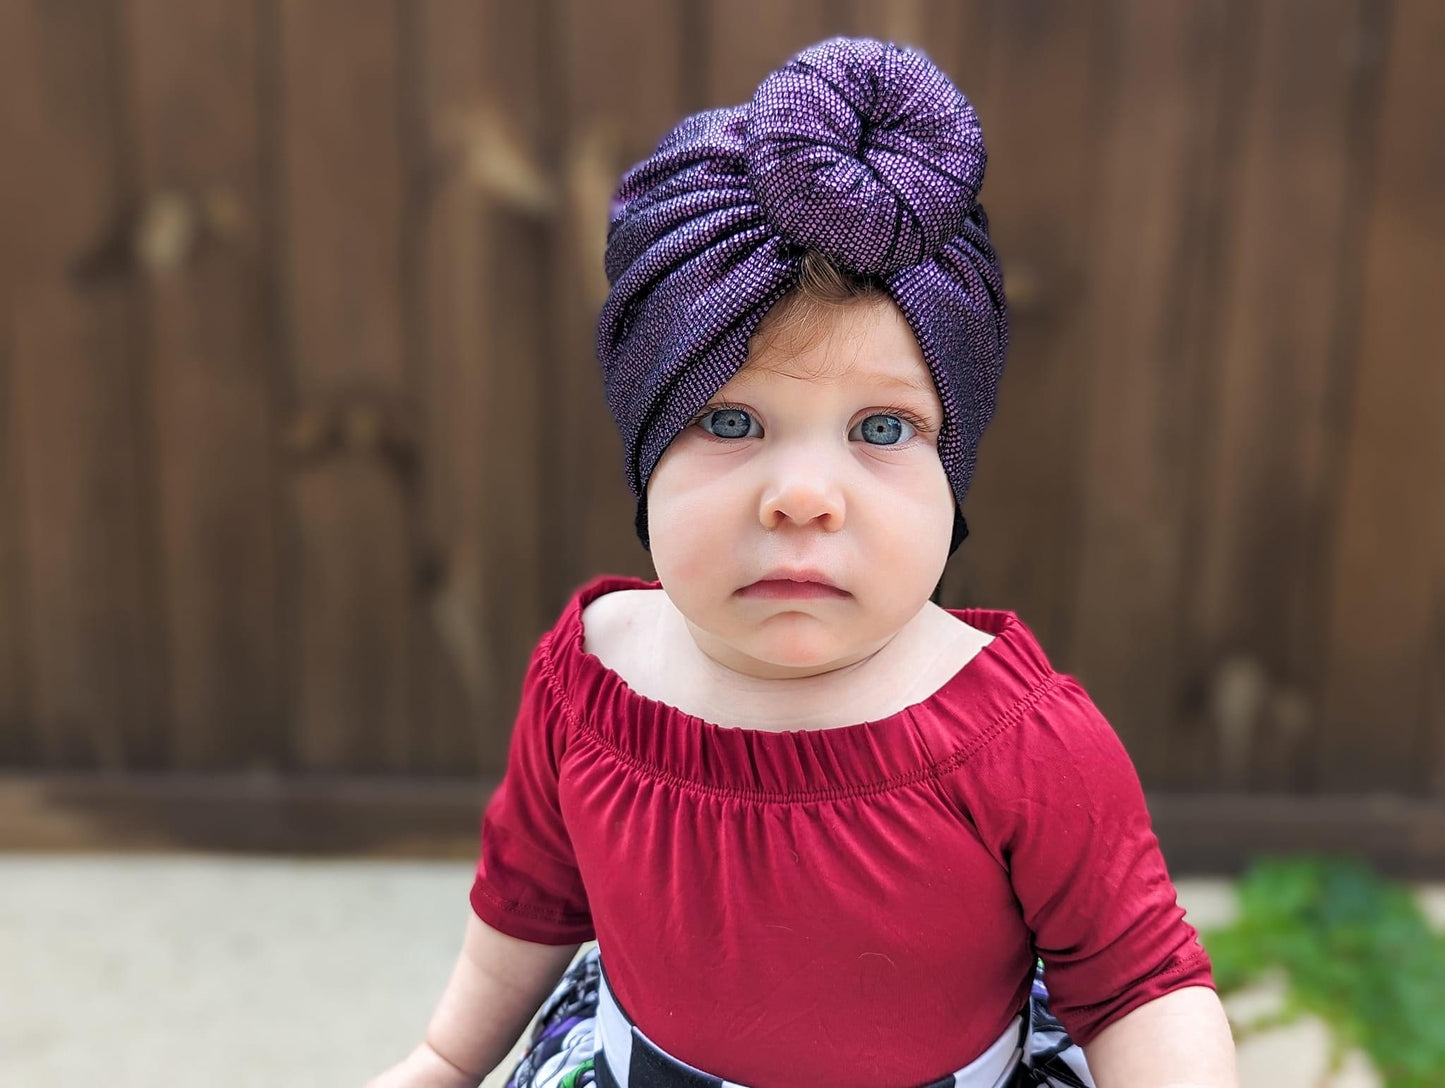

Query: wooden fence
[1,1,1441,870]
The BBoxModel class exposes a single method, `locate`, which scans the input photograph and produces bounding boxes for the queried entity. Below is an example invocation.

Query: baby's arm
[1083,985,1238,1087]
[367,912,578,1088]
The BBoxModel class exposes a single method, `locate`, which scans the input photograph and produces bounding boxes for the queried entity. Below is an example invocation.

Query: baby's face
[646,296,955,680]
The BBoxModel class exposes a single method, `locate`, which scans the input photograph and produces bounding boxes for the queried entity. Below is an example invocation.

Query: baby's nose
[756,448,847,531]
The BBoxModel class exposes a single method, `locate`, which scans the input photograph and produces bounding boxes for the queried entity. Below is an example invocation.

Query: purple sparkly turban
[598,36,1008,552]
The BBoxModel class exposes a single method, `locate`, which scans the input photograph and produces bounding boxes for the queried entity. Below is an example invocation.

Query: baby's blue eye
[852,414,915,446]
[698,408,759,439]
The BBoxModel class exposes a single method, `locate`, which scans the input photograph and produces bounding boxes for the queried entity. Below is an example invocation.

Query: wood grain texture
[1146,792,1445,878]
[410,0,554,773]
[275,0,415,772]
[1317,0,1445,792]
[1065,0,1235,783]
[120,0,285,771]
[1175,0,1373,791]
[0,0,32,764]
[701,0,830,106]
[835,0,995,83]
[2,1,165,770]
[0,339,24,764]
[0,2,1440,859]
[411,0,502,775]
[0,771,492,857]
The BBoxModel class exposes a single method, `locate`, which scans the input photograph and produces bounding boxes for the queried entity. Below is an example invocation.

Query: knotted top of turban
[597,36,1008,551]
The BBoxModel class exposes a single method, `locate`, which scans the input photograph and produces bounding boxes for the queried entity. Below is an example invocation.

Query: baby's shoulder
[579,587,657,673]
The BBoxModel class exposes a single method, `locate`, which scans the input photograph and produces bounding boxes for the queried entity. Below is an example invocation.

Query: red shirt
[472,574,1213,1086]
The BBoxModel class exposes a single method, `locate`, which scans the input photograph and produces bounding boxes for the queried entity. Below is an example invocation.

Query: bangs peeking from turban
[597,37,1008,550]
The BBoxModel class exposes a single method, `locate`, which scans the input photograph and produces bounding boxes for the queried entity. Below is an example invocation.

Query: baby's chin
[705,613,895,681]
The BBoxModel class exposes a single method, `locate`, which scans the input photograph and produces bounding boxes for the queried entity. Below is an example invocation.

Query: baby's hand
[365,1041,486,1088]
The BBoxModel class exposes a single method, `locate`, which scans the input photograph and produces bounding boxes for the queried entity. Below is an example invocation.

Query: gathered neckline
[545,573,1061,799]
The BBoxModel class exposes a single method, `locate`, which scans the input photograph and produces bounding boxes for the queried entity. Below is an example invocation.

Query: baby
[370,37,1237,1088]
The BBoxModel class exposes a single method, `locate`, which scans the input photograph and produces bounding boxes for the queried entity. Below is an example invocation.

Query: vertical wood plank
[411,0,494,775]
[119,0,285,771]
[1,1,164,770]
[1317,0,1445,792]
[1178,0,1373,791]
[834,0,997,90]
[465,0,553,753]
[0,3,32,764]
[411,0,553,773]
[1066,0,1235,784]
[275,0,416,772]
[702,0,831,106]
[0,338,24,764]
[551,0,687,602]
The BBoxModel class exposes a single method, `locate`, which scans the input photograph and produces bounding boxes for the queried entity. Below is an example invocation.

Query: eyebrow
[870,372,937,396]
[727,367,936,396]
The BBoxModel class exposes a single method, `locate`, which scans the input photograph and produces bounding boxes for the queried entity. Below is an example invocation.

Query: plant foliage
[1200,855,1445,1087]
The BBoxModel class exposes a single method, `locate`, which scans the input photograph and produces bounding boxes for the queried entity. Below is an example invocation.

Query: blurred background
[1,1,1442,1085]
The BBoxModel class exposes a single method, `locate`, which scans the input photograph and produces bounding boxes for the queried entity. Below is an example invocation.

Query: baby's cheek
[660,543,710,593]
[872,470,952,533]
[649,499,724,593]
[871,497,952,584]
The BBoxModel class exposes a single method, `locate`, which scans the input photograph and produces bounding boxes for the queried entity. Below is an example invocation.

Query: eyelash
[872,403,935,433]
[691,402,935,437]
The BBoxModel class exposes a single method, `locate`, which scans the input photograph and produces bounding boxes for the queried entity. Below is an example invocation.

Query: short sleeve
[469,631,595,945]
[955,675,1214,1045]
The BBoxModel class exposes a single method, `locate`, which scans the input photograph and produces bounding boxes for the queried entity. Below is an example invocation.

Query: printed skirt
[504,947,1094,1088]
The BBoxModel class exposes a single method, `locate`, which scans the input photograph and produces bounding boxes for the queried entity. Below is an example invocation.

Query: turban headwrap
[598,36,1008,553]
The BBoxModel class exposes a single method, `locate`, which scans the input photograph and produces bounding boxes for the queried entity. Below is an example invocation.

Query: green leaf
[1200,855,1445,1087]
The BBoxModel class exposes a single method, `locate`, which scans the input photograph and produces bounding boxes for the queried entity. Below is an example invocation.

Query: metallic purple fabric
[598,37,1008,549]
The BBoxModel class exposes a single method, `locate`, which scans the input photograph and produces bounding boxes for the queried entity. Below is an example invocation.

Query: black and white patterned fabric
[506,947,1094,1088]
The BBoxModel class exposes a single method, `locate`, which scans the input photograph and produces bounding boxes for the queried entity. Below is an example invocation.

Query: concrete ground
[4,855,1440,1087]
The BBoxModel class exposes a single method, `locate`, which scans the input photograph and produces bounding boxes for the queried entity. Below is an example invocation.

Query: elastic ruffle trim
[545,573,1064,799]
